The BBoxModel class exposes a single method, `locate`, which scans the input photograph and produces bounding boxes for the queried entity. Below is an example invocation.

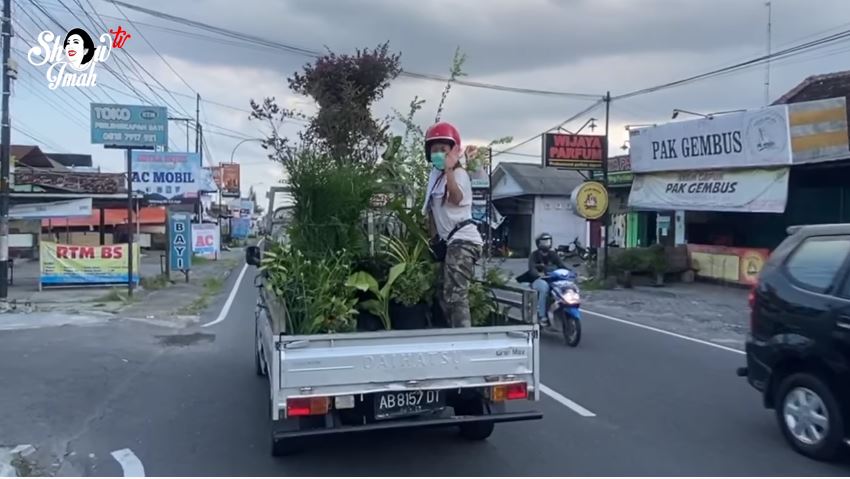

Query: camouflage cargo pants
[436,240,481,328]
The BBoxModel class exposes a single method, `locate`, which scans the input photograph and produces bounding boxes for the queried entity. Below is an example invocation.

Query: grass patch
[177,276,226,315]
[140,274,170,290]
[94,288,131,303]
[192,255,211,265]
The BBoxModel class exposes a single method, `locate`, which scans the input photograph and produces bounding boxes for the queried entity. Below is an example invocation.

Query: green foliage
[470,268,510,327]
[288,42,402,163]
[610,248,648,274]
[646,243,669,275]
[346,263,406,330]
[435,46,467,123]
[261,243,359,334]
[285,149,378,257]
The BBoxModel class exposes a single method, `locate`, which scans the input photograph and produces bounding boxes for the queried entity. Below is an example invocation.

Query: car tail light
[286,397,330,417]
[491,382,528,401]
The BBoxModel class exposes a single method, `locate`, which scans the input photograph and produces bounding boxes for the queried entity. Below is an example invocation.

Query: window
[785,236,850,293]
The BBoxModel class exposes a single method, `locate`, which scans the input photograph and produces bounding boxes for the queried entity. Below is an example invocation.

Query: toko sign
[90,103,168,148]
[628,105,792,173]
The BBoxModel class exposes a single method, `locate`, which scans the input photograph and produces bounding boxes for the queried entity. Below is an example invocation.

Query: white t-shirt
[429,167,483,245]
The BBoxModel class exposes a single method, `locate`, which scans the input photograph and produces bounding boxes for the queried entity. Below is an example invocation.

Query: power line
[492,100,604,158]
[104,0,602,101]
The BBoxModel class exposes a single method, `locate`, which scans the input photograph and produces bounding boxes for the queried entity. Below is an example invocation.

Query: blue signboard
[131,152,201,204]
[91,103,168,148]
[231,218,251,239]
[169,213,192,272]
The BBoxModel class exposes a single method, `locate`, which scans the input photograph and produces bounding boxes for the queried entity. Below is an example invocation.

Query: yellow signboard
[571,181,609,220]
[40,242,140,286]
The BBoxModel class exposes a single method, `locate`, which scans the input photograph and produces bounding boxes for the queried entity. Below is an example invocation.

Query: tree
[251,42,402,167]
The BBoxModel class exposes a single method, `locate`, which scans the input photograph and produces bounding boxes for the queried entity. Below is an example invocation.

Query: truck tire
[775,372,845,461]
[456,398,495,441]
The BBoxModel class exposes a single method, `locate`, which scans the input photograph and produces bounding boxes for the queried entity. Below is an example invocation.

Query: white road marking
[202,240,264,328]
[110,448,145,477]
[582,308,746,355]
[540,384,596,417]
[201,263,248,328]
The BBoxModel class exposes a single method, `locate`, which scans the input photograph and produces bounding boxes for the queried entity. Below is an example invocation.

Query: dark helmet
[536,232,553,250]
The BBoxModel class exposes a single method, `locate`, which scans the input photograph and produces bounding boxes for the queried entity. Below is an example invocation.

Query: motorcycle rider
[528,232,566,326]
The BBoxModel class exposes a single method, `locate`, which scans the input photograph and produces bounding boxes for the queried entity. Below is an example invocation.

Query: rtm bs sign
[169,213,192,272]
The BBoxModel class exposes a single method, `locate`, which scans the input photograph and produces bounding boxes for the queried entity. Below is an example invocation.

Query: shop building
[625,71,850,285]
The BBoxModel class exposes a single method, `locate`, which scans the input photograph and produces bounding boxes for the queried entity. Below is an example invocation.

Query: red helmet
[425,122,461,160]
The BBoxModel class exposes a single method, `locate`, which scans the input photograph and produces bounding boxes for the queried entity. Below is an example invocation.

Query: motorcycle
[517,268,582,347]
[543,269,582,347]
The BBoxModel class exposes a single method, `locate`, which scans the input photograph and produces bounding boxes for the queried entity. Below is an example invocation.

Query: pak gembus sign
[627,167,789,213]
[628,105,792,173]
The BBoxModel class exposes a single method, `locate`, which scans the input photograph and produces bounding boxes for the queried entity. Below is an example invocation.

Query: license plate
[374,390,444,420]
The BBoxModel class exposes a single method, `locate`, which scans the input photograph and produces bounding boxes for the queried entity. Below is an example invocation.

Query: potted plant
[389,260,436,329]
[351,253,392,331]
[647,243,669,287]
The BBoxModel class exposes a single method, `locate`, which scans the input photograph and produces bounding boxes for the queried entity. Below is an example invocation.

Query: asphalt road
[2,262,850,476]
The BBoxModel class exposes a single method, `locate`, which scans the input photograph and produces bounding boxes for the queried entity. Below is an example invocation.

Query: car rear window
[784,235,850,293]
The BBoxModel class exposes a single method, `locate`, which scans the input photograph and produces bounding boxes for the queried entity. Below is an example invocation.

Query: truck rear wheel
[455,398,495,441]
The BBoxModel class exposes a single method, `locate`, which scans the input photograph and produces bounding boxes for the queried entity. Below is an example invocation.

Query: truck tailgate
[278,325,539,397]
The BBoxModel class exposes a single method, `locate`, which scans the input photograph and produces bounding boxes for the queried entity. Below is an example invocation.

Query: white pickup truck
[246,247,543,456]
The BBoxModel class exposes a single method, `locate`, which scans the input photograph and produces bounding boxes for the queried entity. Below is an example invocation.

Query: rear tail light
[491,382,528,401]
[286,397,330,417]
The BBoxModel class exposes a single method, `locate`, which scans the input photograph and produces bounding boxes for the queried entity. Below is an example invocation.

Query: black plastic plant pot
[389,301,429,330]
[356,311,385,332]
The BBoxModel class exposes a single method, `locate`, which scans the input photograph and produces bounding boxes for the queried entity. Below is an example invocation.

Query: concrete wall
[532,195,587,249]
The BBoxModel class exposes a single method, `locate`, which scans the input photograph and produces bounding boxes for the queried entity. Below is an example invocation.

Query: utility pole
[764,1,773,106]
[0,0,13,302]
[601,91,611,280]
[195,94,200,154]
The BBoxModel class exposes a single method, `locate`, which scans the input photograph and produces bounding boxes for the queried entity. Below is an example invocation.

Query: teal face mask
[431,152,446,170]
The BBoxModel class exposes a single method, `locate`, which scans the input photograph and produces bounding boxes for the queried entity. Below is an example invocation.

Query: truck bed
[277,325,539,398]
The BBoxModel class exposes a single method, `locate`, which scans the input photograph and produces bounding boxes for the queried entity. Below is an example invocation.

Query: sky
[11,0,850,206]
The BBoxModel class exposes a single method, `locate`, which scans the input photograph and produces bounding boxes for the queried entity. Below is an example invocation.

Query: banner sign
[11,198,92,219]
[688,244,770,286]
[192,223,220,259]
[788,97,850,165]
[131,152,201,204]
[220,164,240,197]
[169,212,192,271]
[629,105,791,173]
[90,103,168,149]
[239,199,254,218]
[468,146,491,188]
[628,167,789,213]
[231,218,251,239]
[40,242,140,286]
[543,133,605,170]
[590,154,634,186]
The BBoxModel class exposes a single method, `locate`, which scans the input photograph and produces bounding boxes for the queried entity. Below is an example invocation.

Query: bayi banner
[628,167,789,213]
[192,223,220,259]
[131,151,201,204]
[40,242,140,286]
[629,105,792,173]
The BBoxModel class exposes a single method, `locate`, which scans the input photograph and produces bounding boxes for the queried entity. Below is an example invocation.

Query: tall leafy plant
[346,264,406,330]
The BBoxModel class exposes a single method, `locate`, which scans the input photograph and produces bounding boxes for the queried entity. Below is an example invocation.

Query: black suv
[738,223,850,461]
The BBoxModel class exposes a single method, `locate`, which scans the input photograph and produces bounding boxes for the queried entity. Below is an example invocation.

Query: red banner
[220,164,240,197]
[544,133,605,170]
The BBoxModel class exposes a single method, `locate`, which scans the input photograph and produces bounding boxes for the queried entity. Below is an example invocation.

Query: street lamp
[620,140,630,151]
[624,123,656,131]
[671,108,748,120]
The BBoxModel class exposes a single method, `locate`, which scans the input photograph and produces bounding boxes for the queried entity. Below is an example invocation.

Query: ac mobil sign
[628,105,792,173]
[130,151,201,204]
